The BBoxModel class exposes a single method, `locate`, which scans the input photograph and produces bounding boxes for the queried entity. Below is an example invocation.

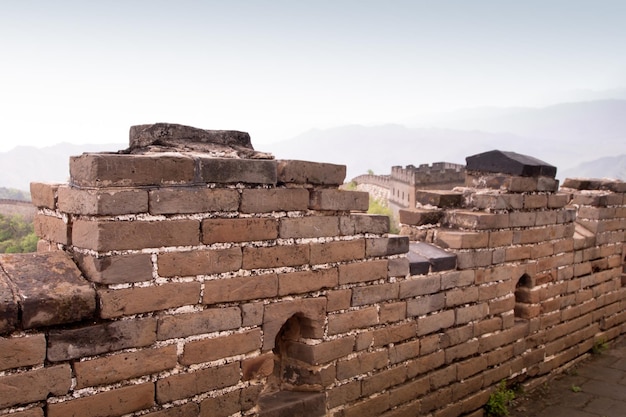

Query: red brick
[242,352,274,381]
[389,375,429,407]
[280,216,340,238]
[48,382,154,417]
[489,230,513,247]
[277,160,346,185]
[278,267,338,295]
[240,188,309,213]
[182,329,262,364]
[309,189,369,211]
[199,389,240,417]
[156,362,240,403]
[456,303,488,325]
[30,182,58,209]
[58,185,148,215]
[362,366,408,396]
[33,213,69,244]
[242,244,309,269]
[158,248,242,277]
[400,275,441,298]
[0,365,71,408]
[389,339,420,364]
[327,289,352,311]
[446,286,479,307]
[0,334,46,371]
[338,259,387,284]
[407,350,445,378]
[327,380,362,408]
[75,252,153,284]
[341,391,391,417]
[328,307,378,335]
[158,306,241,340]
[380,301,407,323]
[311,239,366,264]
[75,346,177,388]
[406,293,445,317]
[149,187,239,214]
[203,274,278,304]
[72,218,200,251]
[6,409,44,417]
[70,153,195,187]
[99,282,201,318]
[203,217,278,244]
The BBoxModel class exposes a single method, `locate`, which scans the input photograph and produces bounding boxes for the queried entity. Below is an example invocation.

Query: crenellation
[0,126,624,417]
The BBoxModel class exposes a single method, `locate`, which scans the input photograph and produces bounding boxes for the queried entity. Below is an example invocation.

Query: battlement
[0,126,624,417]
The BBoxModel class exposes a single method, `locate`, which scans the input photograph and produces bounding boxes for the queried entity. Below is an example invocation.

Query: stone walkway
[509,336,626,417]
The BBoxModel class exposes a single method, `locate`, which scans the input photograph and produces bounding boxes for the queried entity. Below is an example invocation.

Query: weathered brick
[469,193,523,210]
[197,157,277,184]
[388,257,410,277]
[158,248,242,277]
[0,365,71,408]
[47,318,156,361]
[75,345,177,388]
[199,389,241,417]
[327,289,352,311]
[286,337,355,365]
[157,362,240,403]
[72,218,200,251]
[340,391,390,417]
[338,259,387,285]
[70,153,195,187]
[407,350,445,378]
[456,303,489,325]
[436,230,488,249]
[5,409,44,417]
[182,329,262,364]
[279,216,340,238]
[311,239,366,264]
[389,375,429,407]
[278,268,338,295]
[352,283,399,306]
[406,293,445,317]
[58,185,148,215]
[75,252,153,284]
[277,160,346,185]
[362,366,408,396]
[340,214,389,235]
[509,211,537,228]
[143,403,200,417]
[523,193,548,209]
[444,210,509,230]
[0,252,96,329]
[446,286,479,307]
[202,217,278,244]
[456,250,493,269]
[0,334,46,371]
[263,298,326,350]
[441,270,476,290]
[33,213,69,244]
[328,307,378,335]
[309,189,369,211]
[149,187,239,214]
[30,182,58,209]
[240,188,309,213]
[415,190,463,208]
[337,350,388,380]
[48,382,154,417]
[372,322,417,347]
[380,301,407,323]
[243,244,309,269]
[400,275,441,298]
[389,339,420,364]
[548,193,571,208]
[366,236,409,257]
[99,282,201,318]
[203,274,278,305]
[0,271,18,334]
[242,352,274,381]
[417,310,455,336]
[399,208,443,226]
[327,380,361,408]
[158,306,241,340]
[489,230,514,247]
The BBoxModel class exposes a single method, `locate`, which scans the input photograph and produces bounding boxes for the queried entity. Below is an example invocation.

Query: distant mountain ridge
[1,99,625,191]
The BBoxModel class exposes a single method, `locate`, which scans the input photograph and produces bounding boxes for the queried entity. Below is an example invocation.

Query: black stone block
[409,242,457,272]
[466,150,556,178]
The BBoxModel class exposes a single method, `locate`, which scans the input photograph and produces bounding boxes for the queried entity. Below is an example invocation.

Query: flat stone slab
[0,252,96,330]
[415,190,464,208]
[407,251,431,276]
[127,123,273,159]
[409,242,457,272]
[466,150,556,178]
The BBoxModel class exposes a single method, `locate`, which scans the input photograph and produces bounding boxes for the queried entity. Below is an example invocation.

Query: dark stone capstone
[465,150,556,178]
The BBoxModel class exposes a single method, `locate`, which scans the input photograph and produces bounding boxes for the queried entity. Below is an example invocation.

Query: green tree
[0,214,37,253]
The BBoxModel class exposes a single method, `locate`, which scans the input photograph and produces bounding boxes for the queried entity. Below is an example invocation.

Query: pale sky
[1,0,625,152]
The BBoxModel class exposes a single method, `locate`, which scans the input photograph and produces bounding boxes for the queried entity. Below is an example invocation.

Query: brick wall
[0,138,624,417]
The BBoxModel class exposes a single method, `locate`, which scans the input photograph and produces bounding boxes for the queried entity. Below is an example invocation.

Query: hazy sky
[1,0,625,152]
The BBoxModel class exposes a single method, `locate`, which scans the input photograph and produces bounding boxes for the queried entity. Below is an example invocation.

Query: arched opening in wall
[514,274,534,321]
[258,314,326,417]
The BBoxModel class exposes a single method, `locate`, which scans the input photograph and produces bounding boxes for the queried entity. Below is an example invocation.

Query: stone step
[408,242,457,274]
